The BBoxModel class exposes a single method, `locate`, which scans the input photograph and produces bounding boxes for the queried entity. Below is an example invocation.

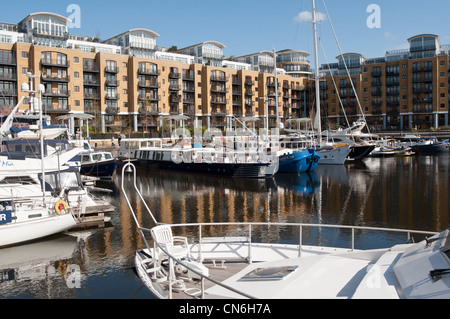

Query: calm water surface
[1,154,449,299]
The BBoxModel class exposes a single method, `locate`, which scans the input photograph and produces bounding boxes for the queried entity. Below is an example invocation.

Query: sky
[1,0,450,68]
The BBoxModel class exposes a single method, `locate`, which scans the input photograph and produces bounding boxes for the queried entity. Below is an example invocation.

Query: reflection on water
[1,155,449,299]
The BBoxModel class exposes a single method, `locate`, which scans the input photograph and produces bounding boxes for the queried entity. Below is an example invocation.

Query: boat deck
[139,242,357,299]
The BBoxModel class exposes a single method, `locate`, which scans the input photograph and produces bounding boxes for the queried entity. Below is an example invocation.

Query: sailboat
[0,80,78,248]
[281,5,351,165]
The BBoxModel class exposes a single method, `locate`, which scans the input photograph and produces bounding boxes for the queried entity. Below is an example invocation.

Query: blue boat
[79,151,119,179]
[278,149,320,173]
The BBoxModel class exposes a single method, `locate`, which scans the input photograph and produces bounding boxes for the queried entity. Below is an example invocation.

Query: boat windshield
[39,169,83,191]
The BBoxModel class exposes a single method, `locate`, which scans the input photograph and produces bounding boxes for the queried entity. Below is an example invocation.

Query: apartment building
[0,12,309,136]
[318,34,450,131]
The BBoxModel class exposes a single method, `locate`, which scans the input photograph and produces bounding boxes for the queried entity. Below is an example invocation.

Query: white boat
[122,162,448,299]
[283,117,351,166]
[0,97,67,140]
[0,146,82,247]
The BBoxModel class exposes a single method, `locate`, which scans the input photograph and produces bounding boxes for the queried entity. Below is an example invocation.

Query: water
[1,154,449,299]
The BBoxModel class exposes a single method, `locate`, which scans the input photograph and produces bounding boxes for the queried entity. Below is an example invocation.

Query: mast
[273,48,279,131]
[311,0,322,143]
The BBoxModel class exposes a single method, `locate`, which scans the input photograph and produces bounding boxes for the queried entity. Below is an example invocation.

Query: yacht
[0,146,82,247]
[122,162,448,299]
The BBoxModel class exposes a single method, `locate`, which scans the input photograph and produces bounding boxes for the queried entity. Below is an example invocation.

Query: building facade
[0,12,310,136]
[2,12,449,135]
[318,34,450,131]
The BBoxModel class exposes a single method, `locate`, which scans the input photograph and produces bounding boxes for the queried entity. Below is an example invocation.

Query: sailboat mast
[311,0,322,140]
[273,48,279,131]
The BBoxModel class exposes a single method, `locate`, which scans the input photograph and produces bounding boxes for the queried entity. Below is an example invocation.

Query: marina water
[1,154,449,299]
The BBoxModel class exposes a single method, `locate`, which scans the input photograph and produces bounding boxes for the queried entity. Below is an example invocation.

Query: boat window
[92,154,102,161]
[43,173,58,190]
[0,176,37,185]
[104,153,112,159]
[81,155,90,162]
[59,171,81,189]
[240,266,298,281]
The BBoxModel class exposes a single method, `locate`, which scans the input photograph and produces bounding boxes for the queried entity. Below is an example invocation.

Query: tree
[168,45,178,52]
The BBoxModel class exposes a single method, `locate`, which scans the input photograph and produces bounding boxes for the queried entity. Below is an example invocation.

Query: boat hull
[348,145,375,161]
[278,149,320,173]
[140,159,278,178]
[80,159,119,179]
[412,143,449,154]
[0,212,76,248]
[316,144,351,165]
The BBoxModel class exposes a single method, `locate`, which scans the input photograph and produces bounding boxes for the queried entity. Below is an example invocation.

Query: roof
[407,34,439,42]
[103,28,160,43]
[277,49,310,57]
[19,12,71,25]
[179,41,226,51]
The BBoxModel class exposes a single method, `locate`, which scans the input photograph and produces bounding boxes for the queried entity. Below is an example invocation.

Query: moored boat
[277,148,320,173]
[118,137,279,179]
[122,162,447,299]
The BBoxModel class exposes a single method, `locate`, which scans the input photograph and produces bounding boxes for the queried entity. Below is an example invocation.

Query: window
[74,57,79,63]
[22,51,28,58]
[74,72,79,78]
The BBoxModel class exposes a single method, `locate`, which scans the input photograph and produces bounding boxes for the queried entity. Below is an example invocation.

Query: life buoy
[55,200,68,215]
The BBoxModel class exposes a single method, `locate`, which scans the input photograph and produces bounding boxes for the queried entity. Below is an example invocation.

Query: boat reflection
[275,172,319,195]
[0,235,80,298]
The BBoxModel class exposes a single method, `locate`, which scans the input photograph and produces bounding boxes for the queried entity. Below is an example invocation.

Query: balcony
[386,108,400,115]
[139,94,160,101]
[83,78,100,86]
[210,74,228,82]
[211,85,228,93]
[43,105,70,113]
[169,94,182,104]
[211,106,227,115]
[105,106,119,114]
[43,90,70,97]
[33,28,69,40]
[0,57,16,66]
[182,71,194,81]
[83,65,100,73]
[139,106,159,114]
[105,66,119,73]
[139,80,160,88]
[169,71,181,79]
[41,74,70,83]
[84,92,100,100]
[0,73,16,81]
[0,89,17,96]
[105,93,120,100]
[211,97,227,105]
[41,59,70,68]
[105,79,120,87]
[413,98,433,104]
[138,68,160,76]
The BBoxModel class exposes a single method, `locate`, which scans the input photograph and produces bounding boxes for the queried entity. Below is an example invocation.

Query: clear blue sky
[2,0,449,67]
